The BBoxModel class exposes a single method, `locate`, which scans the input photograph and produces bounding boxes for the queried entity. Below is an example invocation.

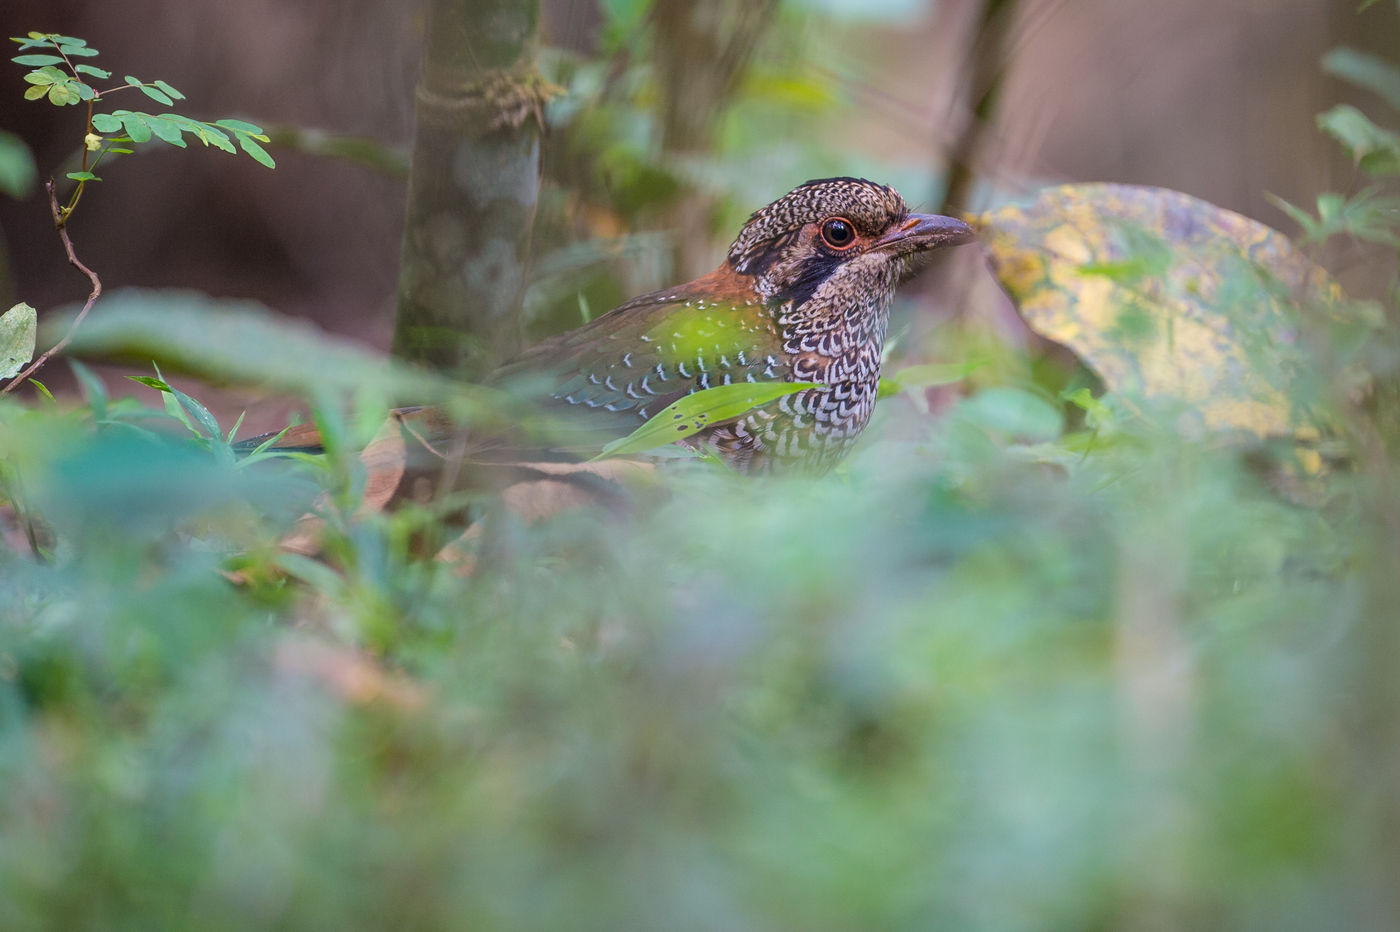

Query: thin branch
[1,179,103,395]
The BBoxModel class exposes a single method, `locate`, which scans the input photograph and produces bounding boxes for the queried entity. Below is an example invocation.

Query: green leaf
[153,79,185,100]
[13,34,55,51]
[117,111,153,143]
[1061,386,1115,429]
[0,302,37,379]
[74,63,111,79]
[47,85,71,106]
[1317,104,1400,174]
[237,134,275,169]
[69,359,107,420]
[137,84,174,106]
[65,171,100,183]
[199,124,235,153]
[145,115,186,146]
[1269,188,1400,246]
[29,378,54,402]
[214,118,264,134]
[1322,47,1400,111]
[91,113,122,133]
[173,387,226,446]
[956,388,1064,442]
[160,384,196,432]
[0,129,37,198]
[23,70,57,86]
[11,54,62,66]
[60,45,99,58]
[225,410,247,444]
[596,381,821,459]
[171,384,214,431]
[23,85,47,101]
[877,360,985,399]
[49,287,457,403]
[74,82,94,101]
[128,375,171,391]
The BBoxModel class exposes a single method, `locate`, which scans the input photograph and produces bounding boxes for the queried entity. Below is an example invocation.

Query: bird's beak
[873,212,976,254]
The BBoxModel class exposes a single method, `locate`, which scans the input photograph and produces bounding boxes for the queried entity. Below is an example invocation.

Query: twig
[1,179,102,395]
[939,0,1022,214]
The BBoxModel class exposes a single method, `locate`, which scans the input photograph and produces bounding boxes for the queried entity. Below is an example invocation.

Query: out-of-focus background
[0,0,1386,419]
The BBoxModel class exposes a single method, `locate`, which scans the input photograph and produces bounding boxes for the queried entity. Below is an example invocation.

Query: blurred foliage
[2,288,1399,926]
[3,2,1400,929]
[0,130,37,200]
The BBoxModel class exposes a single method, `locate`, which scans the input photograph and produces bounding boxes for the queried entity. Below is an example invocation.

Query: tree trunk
[652,0,780,281]
[393,0,549,377]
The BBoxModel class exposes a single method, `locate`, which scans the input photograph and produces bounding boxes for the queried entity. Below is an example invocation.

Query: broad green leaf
[1317,104,1400,175]
[117,112,153,143]
[123,75,141,87]
[137,84,174,106]
[0,130,37,198]
[972,183,1363,439]
[956,388,1064,442]
[75,63,111,79]
[596,381,820,459]
[153,79,184,100]
[877,360,984,400]
[60,45,99,58]
[22,86,47,101]
[14,33,55,50]
[48,287,455,403]
[65,171,100,182]
[214,118,264,134]
[1322,47,1400,111]
[23,69,58,86]
[0,302,37,379]
[237,134,275,169]
[11,54,62,66]
[91,113,122,133]
[145,115,186,146]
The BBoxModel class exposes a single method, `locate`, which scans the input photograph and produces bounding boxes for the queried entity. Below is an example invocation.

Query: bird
[244,178,974,475]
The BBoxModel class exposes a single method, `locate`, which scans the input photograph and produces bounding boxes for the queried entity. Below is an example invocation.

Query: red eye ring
[820,216,857,250]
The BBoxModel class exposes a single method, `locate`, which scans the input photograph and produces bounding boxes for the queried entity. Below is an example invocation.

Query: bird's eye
[820,217,856,249]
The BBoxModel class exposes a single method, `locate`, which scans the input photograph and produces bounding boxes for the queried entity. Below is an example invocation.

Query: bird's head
[726,178,974,313]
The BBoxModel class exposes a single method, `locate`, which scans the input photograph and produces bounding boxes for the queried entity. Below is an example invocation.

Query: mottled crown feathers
[726,177,908,273]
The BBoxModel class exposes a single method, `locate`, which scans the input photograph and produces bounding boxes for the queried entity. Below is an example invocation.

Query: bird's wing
[236,270,792,461]
[493,267,792,433]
